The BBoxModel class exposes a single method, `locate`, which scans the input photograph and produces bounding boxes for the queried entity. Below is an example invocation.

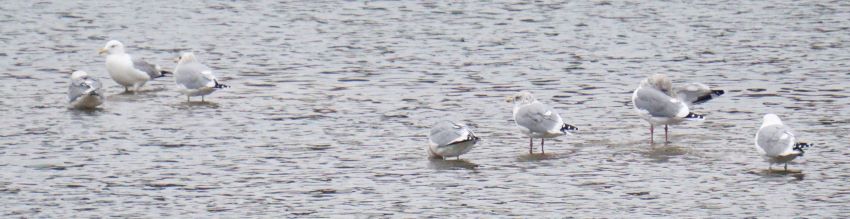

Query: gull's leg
[664,125,669,143]
[201,96,205,102]
[124,87,129,92]
[541,139,545,154]
[768,164,772,171]
[529,138,533,154]
[650,125,654,144]
[187,96,190,102]
[784,163,788,171]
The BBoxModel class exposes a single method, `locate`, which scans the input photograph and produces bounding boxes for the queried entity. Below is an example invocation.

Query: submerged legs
[541,139,545,154]
[650,125,654,144]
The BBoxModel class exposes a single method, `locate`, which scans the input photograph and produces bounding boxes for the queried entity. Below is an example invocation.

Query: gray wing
[68,79,86,102]
[675,83,722,106]
[634,86,686,118]
[756,124,795,156]
[175,62,213,89]
[88,77,102,94]
[67,77,102,102]
[133,59,162,78]
[515,102,562,133]
[429,121,468,146]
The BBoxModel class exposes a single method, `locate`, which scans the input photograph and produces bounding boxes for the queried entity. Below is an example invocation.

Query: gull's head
[99,40,125,55]
[762,113,783,127]
[643,74,673,94]
[506,91,536,105]
[176,52,197,64]
[70,70,89,81]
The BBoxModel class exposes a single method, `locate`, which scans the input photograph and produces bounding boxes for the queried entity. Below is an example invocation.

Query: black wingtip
[793,142,813,155]
[692,90,725,105]
[213,80,230,89]
[685,112,705,120]
[711,89,725,96]
[468,134,480,142]
[158,70,172,78]
[560,124,578,133]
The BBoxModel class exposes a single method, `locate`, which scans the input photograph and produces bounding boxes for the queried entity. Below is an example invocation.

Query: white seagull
[174,52,228,102]
[755,114,813,171]
[99,40,169,92]
[507,91,578,154]
[67,70,105,109]
[427,120,480,159]
[632,74,713,144]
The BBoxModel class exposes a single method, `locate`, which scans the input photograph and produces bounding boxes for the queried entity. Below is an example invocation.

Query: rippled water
[2,1,849,217]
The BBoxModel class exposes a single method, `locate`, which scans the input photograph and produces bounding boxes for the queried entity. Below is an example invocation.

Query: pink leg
[664,125,669,143]
[541,139,545,154]
[650,125,654,144]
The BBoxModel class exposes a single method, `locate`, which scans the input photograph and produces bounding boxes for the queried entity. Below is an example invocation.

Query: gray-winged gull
[174,52,228,102]
[755,114,813,171]
[507,91,578,154]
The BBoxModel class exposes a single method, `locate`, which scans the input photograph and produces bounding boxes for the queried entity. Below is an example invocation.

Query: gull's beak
[98,48,107,55]
[173,57,180,63]
[505,96,513,103]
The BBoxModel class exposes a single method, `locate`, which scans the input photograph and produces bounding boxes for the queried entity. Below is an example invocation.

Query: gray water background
[1,1,849,217]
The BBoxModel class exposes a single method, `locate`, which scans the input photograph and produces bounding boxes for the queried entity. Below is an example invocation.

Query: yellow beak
[98,48,107,55]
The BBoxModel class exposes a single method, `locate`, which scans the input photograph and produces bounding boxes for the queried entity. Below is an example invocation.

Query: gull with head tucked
[632,74,713,144]
[507,91,578,154]
[427,120,480,160]
[68,70,105,109]
[755,114,813,171]
[99,40,169,92]
[174,52,228,102]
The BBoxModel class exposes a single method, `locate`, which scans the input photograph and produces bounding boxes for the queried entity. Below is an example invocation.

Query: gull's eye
[110,45,116,48]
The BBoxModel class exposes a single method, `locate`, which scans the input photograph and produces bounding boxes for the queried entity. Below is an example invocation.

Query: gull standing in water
[67,70,105,109]
[632,74,708,144]
[427,120,480,160]
[174,52,228,102]
[99,40,169,92]
[507,91,578,154]
[755,114,813,171]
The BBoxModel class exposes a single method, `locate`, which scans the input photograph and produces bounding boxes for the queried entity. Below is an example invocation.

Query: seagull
[632,74,706,144]
[174,52,228,102]
[755,114,813,171]
[507,91,578,154]
[427,120,480,159]
[67,70,105,109]
[99,40,170,92]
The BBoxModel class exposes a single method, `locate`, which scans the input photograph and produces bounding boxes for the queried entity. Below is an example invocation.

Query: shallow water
[1,0,849,217]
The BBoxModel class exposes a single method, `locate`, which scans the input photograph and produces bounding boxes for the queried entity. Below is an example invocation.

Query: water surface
[1,1,849,217]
